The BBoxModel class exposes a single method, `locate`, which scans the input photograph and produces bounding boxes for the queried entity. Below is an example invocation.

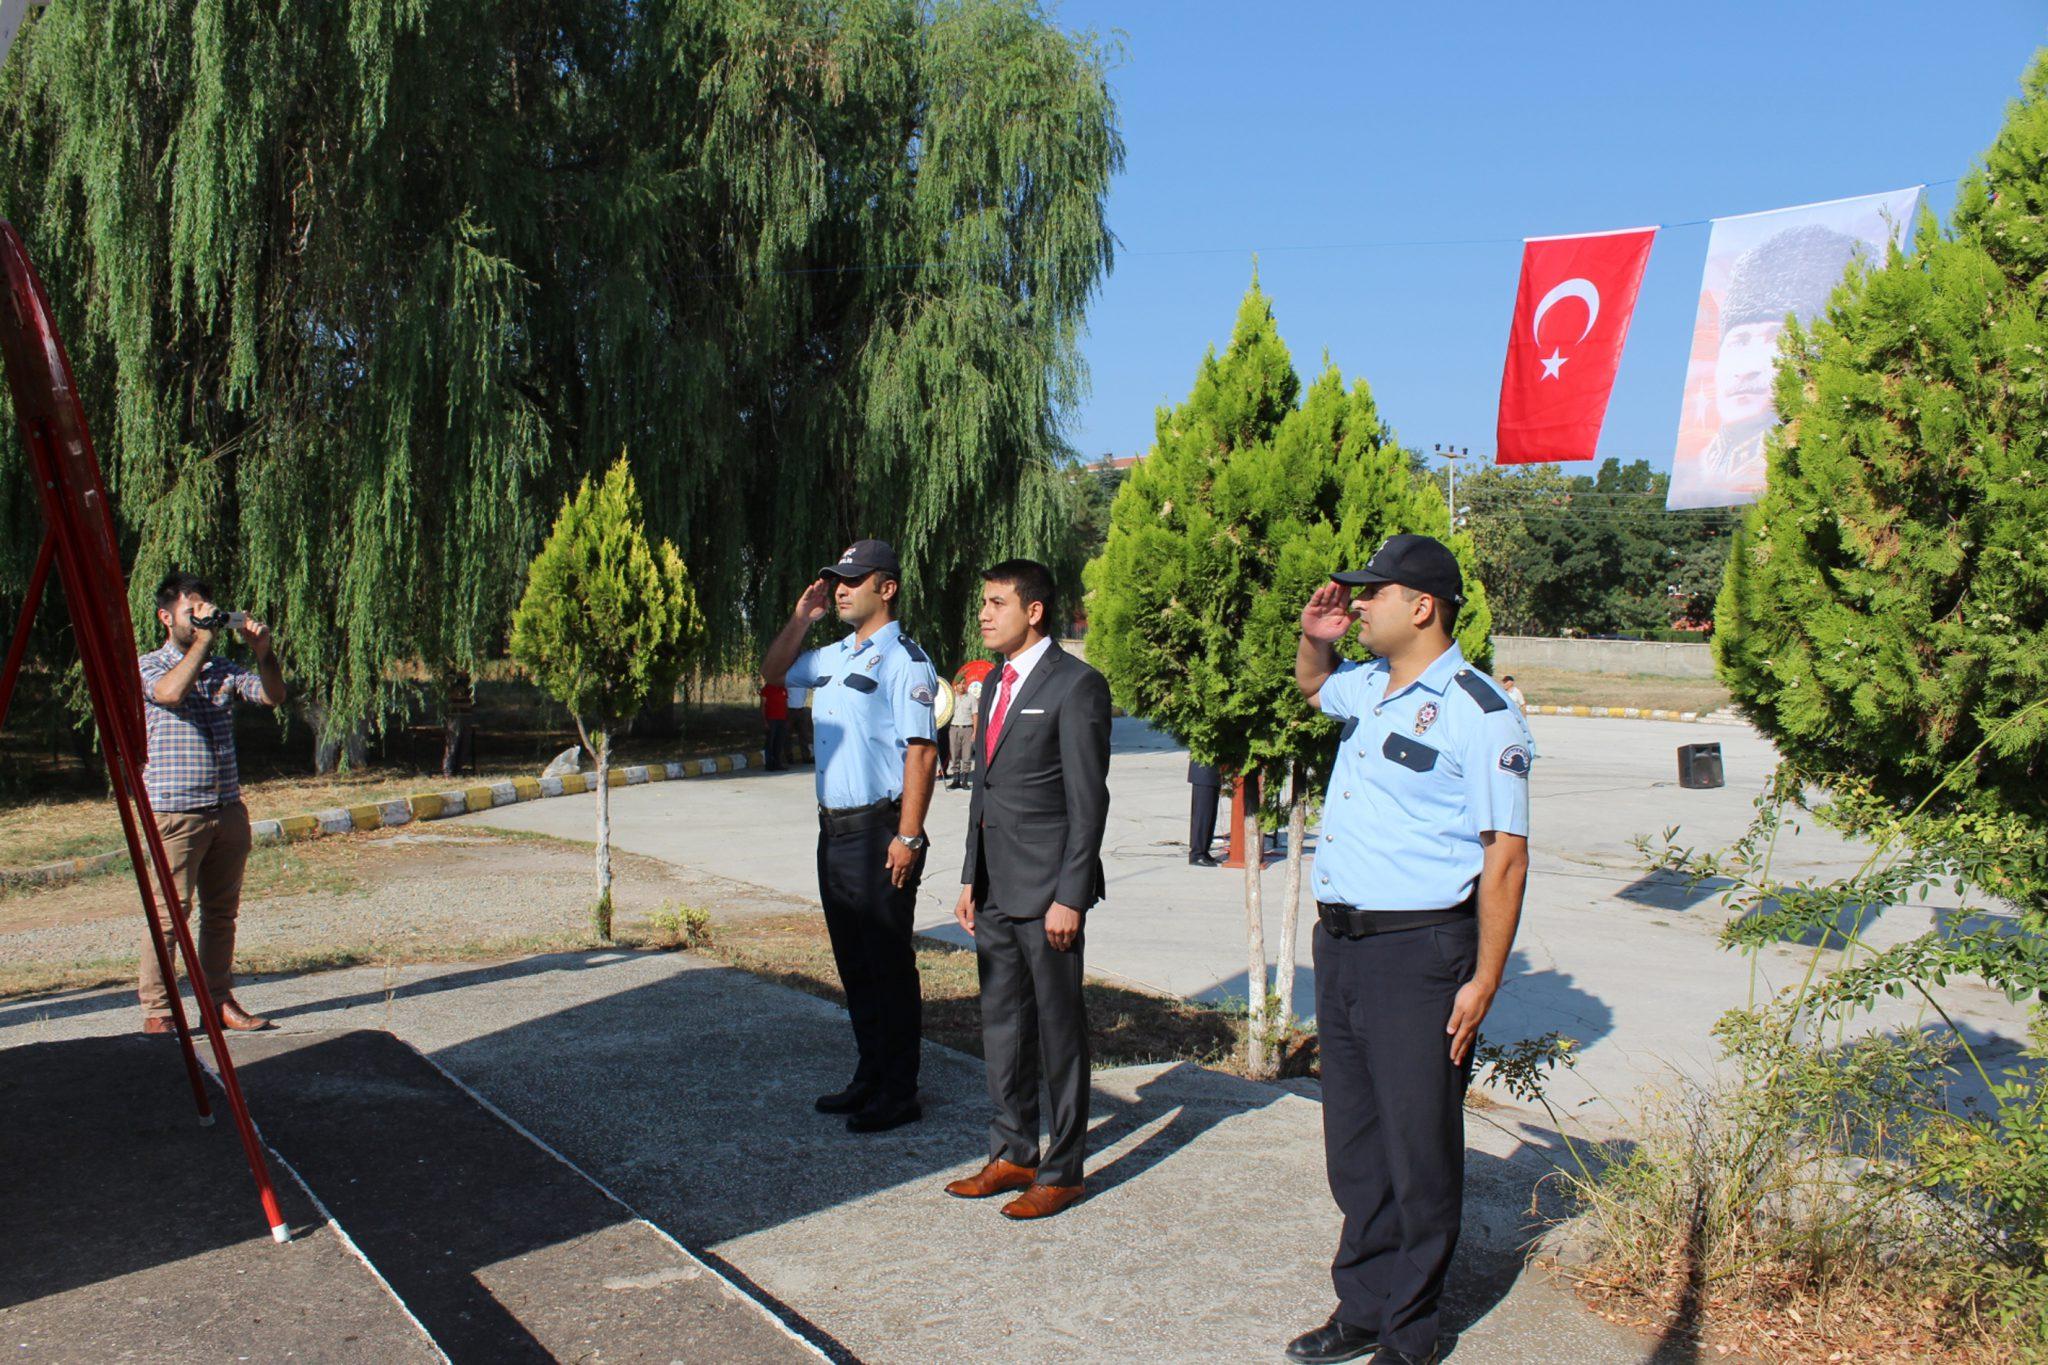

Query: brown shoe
[217,998,273,1031]
[944,1159,1037,1199]
[1000,1182,1085,1220]
[141,1015,177,1037]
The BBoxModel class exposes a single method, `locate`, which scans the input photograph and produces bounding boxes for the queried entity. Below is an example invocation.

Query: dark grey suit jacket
[960,641,1112,920]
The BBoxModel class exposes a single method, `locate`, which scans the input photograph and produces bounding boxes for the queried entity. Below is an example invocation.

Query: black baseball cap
[818,539,902,580]
[1332,533,1465,605]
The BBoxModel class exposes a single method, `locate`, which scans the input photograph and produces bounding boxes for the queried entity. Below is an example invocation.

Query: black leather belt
[819,796,900,836]
[1317,895,1476,939]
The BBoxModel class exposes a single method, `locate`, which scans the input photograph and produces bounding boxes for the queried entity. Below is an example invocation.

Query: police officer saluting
[763,540,941,1133]
[1285,535,1533,1365]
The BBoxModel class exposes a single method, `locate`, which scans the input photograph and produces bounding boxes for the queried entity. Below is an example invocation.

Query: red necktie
[983,663,1020,754]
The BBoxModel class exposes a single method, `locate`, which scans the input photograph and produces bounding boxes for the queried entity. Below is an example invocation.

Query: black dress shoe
[813,1084,875,1115]
[1189,854,1220,867]
[846,1094,922,1133]
[1283,1317,1379,1364]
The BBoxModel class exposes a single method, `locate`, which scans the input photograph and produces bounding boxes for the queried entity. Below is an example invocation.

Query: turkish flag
[1495,227,1656,463]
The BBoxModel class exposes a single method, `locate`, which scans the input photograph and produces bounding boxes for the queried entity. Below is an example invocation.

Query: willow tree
[0,0,1120,758]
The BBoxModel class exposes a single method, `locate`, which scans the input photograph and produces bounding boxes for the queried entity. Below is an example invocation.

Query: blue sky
[1050,2,2045,476]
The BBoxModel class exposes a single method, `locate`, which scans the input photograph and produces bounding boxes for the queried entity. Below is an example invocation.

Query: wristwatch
[894,833,928,851]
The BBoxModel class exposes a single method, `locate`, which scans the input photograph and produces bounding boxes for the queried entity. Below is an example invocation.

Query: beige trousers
[136,801,252,1016]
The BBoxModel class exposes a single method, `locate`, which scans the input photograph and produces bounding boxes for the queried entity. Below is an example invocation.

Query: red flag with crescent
[1495,226,1656,464]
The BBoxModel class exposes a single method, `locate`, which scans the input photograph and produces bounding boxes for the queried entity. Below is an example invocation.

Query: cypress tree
[1715,53,2048,903]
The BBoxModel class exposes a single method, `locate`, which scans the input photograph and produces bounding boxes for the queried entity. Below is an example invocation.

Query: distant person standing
[762,681,790,771]
[947,659,992,790]
[1187,760,1221,866]
[1500,674,1527,713]
[137,572,286,1036]
[788,681,814,762]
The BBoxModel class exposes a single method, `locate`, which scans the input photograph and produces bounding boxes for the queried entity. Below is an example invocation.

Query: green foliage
[1714,53,2048,903]
[1461,460,1737,637]
[0,0,1120,740]
[510,457,703,736]
[1084,277,1492,813]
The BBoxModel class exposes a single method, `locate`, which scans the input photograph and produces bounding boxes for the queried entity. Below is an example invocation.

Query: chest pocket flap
[842,673,880,694]
[1382,733,1440,774]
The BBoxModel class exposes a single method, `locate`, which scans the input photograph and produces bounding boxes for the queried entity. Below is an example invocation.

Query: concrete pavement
[3,951,1663,1363]
[455,712,2035,1116]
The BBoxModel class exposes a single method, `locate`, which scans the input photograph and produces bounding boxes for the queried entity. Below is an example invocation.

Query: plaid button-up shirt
[139,644,268,812]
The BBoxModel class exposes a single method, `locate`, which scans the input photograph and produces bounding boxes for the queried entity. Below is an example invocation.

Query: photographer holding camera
[135,571,286,1035]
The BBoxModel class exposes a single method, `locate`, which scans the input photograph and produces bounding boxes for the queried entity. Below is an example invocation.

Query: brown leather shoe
[1000,1182,1084,1220]
[944,1159,1037,1199]
[141,1015,176,1036]
[217,998,273,1031]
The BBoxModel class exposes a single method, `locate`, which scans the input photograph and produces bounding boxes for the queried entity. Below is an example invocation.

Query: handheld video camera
[190,608,248,632]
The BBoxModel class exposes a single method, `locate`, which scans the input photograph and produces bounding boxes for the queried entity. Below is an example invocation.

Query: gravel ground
[0,827,811,982]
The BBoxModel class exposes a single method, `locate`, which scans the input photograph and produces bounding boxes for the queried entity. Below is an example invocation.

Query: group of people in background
[137,529,1530,1365]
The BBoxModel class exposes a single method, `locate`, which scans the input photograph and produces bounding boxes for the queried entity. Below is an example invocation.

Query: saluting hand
[794,579,832,624]
[1300,582,1357,643]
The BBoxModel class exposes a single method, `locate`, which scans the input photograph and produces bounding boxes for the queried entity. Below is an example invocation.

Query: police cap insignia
[1498,744,1531,776]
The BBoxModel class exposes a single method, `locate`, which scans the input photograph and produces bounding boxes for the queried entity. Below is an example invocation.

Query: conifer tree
[1088,279,1492,1071]
[1715,54,2048,903]
[511,457,703,939]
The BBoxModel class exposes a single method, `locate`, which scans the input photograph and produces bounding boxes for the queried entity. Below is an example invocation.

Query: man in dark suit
[943,559,1111,1220]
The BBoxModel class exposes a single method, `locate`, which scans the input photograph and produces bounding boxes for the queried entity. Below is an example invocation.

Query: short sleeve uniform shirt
[787,621,939,809]
[1312,643,1533,911]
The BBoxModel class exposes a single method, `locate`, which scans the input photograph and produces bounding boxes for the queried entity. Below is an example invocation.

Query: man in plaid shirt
[137,572,286,1034]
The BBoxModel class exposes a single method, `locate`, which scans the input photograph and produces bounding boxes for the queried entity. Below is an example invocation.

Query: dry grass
[1504,665,1733,715]
[697,911,1310,1078]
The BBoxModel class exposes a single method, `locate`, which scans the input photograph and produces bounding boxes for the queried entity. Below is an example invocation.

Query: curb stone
[2,748,768,891]
[1525,703,1749,726]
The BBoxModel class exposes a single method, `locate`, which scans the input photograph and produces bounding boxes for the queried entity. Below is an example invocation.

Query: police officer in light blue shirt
[1283,534,1533,1365]
[762,539,940,1134]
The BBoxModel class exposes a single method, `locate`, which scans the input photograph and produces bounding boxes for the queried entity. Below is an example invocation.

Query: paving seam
[193,1043,453,1364]
[401,1037,846,1365]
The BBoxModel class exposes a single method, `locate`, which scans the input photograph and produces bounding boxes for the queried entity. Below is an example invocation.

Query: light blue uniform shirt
[788,620,939,810]
[1312,643,1533,911]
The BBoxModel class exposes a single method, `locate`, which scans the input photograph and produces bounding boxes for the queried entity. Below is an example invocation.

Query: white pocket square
[1020,707,1045,714]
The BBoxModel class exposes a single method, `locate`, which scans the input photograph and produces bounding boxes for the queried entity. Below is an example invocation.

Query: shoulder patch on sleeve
[1498,744,1531,776]
[909,682,936,706]
[898,637,929,664]
[1453,669,1509,714]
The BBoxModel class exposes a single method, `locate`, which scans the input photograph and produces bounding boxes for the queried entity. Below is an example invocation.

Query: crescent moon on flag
[1531,278,1600,344]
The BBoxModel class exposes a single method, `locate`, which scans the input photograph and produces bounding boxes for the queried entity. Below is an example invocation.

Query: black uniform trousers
[1313,914,1478,1359]
[976,902,1090,1186]
[817,808,925,1101]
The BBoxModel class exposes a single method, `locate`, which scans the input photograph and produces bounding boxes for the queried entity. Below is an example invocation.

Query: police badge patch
[1498,744,1531,777]
[910,683,935,706]
[1413,702,1439,736]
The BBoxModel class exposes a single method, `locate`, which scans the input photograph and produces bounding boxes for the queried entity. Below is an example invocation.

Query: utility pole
[1433,443,1469,527]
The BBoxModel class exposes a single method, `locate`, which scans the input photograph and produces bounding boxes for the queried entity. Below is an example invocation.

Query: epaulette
[1453,668,1508,714]
[899,636,929,664]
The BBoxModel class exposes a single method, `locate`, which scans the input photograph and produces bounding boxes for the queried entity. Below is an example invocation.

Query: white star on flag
[1539,349,1567,379]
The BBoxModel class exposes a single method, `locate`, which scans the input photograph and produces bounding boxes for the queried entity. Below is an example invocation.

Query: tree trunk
[440,666,474,778]
[593,726,614,941]
[1277,761,1307,1044]
[1242,780,1270,1078]
[308,698,367,775]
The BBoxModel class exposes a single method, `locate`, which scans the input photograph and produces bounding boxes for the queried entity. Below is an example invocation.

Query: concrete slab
[5,951,1664,1363]
[0,1033,438,1363]
[453,714,2034,1116]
